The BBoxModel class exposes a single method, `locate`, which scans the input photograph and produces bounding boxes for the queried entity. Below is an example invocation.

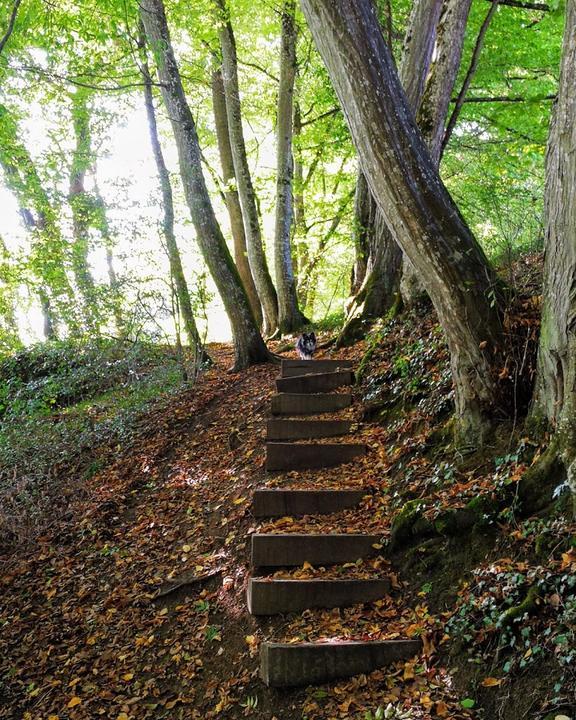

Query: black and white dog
[295,332,317,360]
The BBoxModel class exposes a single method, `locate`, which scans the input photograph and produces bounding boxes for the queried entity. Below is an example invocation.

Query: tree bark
[139,31,205,357]
[211,65,262,327]
[140,0,271,370]
[341,0,443,341]
[401,0,474,304]
[69,88,99,332]
[274,0,308,334]
[301,0,504,444]
[532,0,576,444]
[213,0,279,336]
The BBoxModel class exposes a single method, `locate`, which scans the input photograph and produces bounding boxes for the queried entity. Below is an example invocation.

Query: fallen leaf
[67,697,82,708]
[481,677,502,687]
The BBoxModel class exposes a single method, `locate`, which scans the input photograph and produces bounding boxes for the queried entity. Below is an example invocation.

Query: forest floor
[1,282,576,719]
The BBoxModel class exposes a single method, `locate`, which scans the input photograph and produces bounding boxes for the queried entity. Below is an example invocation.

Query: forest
[1,0,575,718]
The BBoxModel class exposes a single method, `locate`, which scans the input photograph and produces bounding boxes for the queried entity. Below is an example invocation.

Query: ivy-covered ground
[1,285,575,719]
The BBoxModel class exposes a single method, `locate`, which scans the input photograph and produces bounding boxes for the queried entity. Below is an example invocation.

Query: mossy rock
[389,499,435,551]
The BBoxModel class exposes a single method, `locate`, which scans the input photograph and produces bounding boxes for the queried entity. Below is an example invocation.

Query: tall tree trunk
[92,175,125,335]
[139,31,205,358]
[211,65,263,327]
[69,88,99,332]
[140,0,271,370]
[340,0,443,343]
[292,101,308,286]
[0,104,76,333]
[213,0,279,336]
[401,0,475,304]
[349,170,370,297]
[532,0,576,445]
[301,0,504,444]
[274,0,308,334]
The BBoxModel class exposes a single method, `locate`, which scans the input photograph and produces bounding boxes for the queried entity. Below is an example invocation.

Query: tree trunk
[211,65,263,327]
[532,0,576,446]
[401,0,475,303]
[139,32,205,358]
[69,88,99,332]
[140,0,271,370]
[301,0,504,444]
[274,0,309,334]
[349,170,370,297]
[0,104,75,333]
[213,0,279,336]
[418,0,474,165]
[341,0,443,340]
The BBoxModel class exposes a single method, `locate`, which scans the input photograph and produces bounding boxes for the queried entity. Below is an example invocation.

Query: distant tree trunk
[292,101,308,284]
[339,0,442,344]
[532,0,576,447]
[38,287,57,340]
[274,0,309,334]
[0,104,76,333]
[211,65,263,327]
[213,0,279,336]
[301,0,504,444]
[401,0,475,303]
[92,176,125,335]
[139,32,205,358]
[349,171,370,297]
[69,88,99,332]
[140,0,271,370]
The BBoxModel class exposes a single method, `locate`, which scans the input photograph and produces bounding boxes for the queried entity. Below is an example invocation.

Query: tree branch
[300,106,340,127]
[0,0,22,57]
[452,93,556,103]
[442,0,501,155]
[485,0,549,10]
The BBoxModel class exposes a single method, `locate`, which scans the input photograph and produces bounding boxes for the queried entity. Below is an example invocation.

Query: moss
[389,499,434,551]
[517,442,564,514]
[499,584,540,627]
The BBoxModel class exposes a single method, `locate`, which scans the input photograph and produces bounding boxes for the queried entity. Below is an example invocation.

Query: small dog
[295,332,317,360]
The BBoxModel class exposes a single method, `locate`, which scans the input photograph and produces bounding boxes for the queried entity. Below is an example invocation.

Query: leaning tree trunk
[213,0,279,336]
[339,0,443,344]
[139,31,205,358]
[69,88,99,333]
[301,0,504,445]
[274,0,308,334]
[211,65,263,327]
[401,0,475,304]
[532,0,576,445]
[140,0,271,370]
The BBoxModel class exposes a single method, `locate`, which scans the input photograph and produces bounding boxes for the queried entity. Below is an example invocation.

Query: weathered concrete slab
[281,359,354,377]
[266,442,366,471]
[260,639,422,687]
[266,419,352,441]
[247,578,390,615]
[251,533,380,567]
[252,488,365,518]
[276,370,354,394]
[271,393,352,416]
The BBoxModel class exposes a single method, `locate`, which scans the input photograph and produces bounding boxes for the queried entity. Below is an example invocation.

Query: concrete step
[271,393,352,416]
[266,442,366,471]
[266,419,352,441]
[276,370,354,394]
[252,488,366,518]
[281,359,354,377]
[260,639,422,687]
[247,577,390,615]
[251,533,380,567]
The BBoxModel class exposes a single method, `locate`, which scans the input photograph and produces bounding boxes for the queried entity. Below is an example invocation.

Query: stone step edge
[260,638,423,687]
[247,577,391,615]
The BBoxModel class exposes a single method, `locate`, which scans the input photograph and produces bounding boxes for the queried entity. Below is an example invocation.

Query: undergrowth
[0,338,192,549]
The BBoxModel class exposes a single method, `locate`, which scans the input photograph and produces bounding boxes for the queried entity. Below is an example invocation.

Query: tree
[213,0,279,336]
[273,0,309,334]
[139,0,271,370]
[300,0,504,444]
[211,63,263,327]
[139,29,206,359]
[69,87,100,332]
[531,0,576,454]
